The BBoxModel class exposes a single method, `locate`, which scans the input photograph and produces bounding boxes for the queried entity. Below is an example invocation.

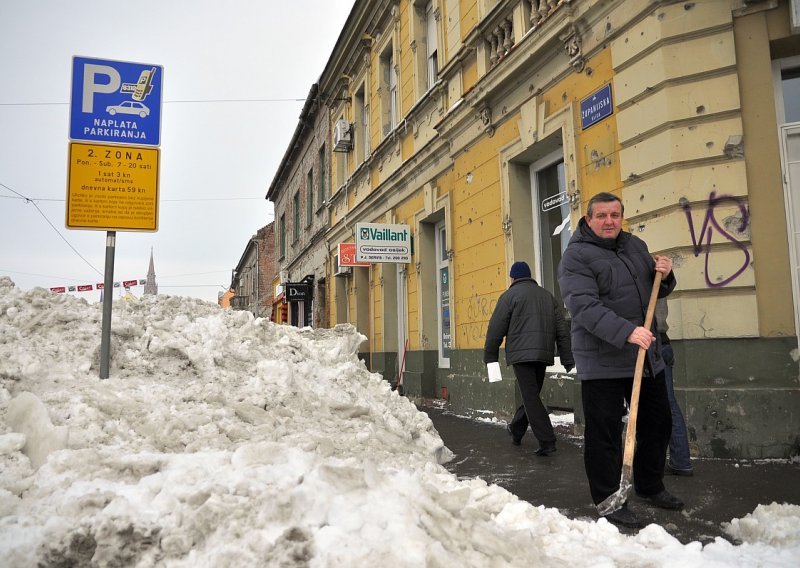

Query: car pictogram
[106,101,150,118]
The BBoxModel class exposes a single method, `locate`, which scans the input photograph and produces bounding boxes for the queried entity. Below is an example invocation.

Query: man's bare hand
[627,326,655,349]
[654,255,672,276]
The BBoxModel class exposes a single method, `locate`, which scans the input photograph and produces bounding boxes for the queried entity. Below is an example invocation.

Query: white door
[780,123,800,346]
[435,221,451,368]
[529,149,569,299]
[397,264,408,370]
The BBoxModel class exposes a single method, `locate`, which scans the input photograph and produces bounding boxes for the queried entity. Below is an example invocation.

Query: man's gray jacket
[483,277,574,368]
[557,218,676,380]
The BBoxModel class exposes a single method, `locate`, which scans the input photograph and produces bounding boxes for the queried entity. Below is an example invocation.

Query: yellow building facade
[310,0,800,458]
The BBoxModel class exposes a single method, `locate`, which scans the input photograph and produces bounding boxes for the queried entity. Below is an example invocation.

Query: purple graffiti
[680,191,750,288]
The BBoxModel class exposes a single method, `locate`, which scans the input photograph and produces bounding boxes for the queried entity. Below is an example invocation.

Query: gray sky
[0,0,353,302]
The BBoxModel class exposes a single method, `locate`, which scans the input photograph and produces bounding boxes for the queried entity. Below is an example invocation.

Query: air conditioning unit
[333,119,352,152]
[334,255,351,276]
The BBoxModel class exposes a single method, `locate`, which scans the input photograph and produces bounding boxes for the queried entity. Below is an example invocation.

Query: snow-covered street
[1,277,798,566]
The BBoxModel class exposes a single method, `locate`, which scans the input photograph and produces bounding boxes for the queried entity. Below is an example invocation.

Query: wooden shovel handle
[620,270,664,478]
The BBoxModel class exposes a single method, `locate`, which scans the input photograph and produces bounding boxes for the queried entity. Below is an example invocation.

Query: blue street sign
[70,56,163,146]
[580,83,613,130]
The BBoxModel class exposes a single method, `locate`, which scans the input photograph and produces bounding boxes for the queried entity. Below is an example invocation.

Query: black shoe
[636,489,684,510]
[601,504,643,529]
[666,465,694,477]
[506,424,521,446]
[534,441,557,456]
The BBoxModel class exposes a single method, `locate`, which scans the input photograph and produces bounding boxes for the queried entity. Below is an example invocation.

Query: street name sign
[580,83,613,130]
[70,56,163,146]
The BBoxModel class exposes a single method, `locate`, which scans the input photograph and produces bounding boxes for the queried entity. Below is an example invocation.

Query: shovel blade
[596,480,632,516]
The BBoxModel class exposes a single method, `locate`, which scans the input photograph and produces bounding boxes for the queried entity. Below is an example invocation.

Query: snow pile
[1,277,799,567]
[724,503,800,546]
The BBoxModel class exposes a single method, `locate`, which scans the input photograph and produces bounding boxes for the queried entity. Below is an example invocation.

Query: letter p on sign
[82,64,121,113]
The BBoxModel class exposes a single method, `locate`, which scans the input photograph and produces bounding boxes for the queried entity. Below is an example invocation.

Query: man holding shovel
[558,192,682,529]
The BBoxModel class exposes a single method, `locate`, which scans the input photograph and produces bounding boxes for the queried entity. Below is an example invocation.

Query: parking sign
[70,56,163,146]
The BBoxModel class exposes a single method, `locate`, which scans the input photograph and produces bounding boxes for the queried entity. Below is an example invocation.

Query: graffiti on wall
[462,294,497,344]
[680,191,751,288]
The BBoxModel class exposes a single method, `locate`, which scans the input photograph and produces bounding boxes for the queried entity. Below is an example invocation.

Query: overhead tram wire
[2,194,273,203]
[0,97,307,107]
[0,182,102,277]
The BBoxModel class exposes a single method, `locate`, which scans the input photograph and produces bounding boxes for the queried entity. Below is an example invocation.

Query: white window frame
[779,123,800,349]
[772,55,800,126]
[389,55,398,130]
[425,2,438,91]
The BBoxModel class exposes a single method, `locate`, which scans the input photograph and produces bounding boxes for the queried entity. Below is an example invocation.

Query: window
[354,85,368,162]
[782,67,800,124]
[318,144,326,207]
[774,56,800,125]
[436,221,450,368]
[335,114,346,187]
[279,214,286,258]
[306,169,314,226]
[380,44,397,135]
[293,192,300,242]
[425,2,438,91]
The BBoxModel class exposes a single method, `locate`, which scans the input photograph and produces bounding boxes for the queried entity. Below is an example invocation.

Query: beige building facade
[271,0,800,458]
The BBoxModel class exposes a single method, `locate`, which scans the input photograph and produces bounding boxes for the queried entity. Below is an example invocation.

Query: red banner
[97,284,104,290]
[77,285,93,292]
[49,287,66,293]
[123,280,138,287]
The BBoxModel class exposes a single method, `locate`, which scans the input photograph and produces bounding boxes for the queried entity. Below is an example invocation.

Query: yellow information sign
[66,142,159,231]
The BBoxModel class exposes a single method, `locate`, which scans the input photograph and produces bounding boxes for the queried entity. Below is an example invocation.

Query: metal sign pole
[99,231,116,379]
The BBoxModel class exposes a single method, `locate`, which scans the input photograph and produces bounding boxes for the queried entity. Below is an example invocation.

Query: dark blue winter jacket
[557,218,676,380]
[484,278,574,368]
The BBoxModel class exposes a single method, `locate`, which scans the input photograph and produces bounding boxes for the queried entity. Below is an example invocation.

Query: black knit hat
[509,261,531,279]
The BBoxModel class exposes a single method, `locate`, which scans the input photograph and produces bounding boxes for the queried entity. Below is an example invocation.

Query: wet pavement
[419,402,800,545]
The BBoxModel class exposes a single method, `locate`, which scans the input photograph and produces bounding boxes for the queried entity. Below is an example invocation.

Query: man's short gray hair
[587,192,624,218]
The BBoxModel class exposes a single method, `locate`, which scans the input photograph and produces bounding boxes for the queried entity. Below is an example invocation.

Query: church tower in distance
[143,248,158,295]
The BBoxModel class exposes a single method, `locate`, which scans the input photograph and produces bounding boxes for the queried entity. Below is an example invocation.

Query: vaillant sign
[355,223,411,263]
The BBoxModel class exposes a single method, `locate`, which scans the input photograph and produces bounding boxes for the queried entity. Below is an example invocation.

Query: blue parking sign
[70,56,163,146]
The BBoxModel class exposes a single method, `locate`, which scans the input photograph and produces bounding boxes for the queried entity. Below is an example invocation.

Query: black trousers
[509,362,555,445]
[581,373,671,505]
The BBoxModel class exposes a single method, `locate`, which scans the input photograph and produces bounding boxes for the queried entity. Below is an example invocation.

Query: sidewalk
[419,402,800,545]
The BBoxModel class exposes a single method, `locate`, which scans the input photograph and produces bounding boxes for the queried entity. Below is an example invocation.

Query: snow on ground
[1,276,798,566]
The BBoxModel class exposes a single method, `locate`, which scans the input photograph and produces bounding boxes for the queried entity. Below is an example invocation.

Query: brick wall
[256,223,276,318]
